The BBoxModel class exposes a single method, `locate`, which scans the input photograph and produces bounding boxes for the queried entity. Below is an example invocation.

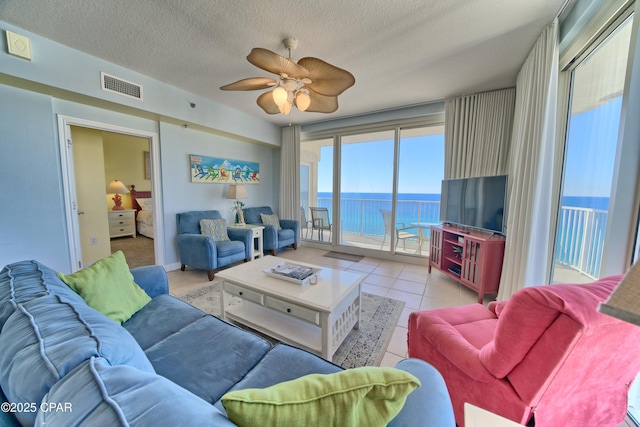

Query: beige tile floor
[167,245,480,368]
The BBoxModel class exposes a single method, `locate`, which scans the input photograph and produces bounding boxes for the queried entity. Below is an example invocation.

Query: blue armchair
[242,206,299,256]
[176,210,252,280]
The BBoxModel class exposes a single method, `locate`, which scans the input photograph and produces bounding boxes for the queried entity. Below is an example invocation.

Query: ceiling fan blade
[256,91,281,114]
[220,77,277,91]
[305,89,339,113]
[247,48,309,79]
[297,57,355,96]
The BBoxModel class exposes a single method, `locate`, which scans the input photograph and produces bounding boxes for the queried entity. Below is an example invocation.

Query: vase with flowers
[232,200,246,225]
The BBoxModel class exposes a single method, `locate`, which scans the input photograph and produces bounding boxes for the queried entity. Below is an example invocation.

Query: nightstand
[108,209,136,239]
[228,224,264,260]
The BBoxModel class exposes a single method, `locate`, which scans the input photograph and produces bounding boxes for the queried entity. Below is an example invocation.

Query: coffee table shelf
[218,256,363,362]
[225,301,323,354]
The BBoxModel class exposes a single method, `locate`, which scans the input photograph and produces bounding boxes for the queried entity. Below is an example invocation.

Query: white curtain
[444,88,516,179]
[498,19,559,300]
[279,125,300,222]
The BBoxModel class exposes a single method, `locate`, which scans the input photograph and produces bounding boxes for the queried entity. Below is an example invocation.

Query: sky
[315,96,620,202]
[317,134,445,194]
[562,97,621,198]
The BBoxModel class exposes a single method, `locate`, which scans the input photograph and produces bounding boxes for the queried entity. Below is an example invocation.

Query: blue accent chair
[242,206,299,256]
[176,210,252,280]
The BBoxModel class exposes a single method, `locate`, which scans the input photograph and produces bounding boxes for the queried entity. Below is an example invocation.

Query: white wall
[0,20,280,147]
[0,85,70,270]
[0,19,284,272]
[159,122,276,268]
[0,83,280,271]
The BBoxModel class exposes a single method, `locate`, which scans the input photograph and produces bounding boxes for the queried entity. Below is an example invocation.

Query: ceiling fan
[220,38,355,116]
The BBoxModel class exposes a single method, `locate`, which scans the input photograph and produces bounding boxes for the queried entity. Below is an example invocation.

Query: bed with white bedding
[130,185,154,239]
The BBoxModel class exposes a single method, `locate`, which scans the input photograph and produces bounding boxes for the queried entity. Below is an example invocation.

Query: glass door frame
[301,115,445,263]
[552,6,638,282]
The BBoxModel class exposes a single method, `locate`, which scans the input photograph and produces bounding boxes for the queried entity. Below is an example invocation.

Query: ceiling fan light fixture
[272,86,288,106]
[222,37,354,116]
[278,100,292,115]
[294,90,311,111]
[283,78,298,92]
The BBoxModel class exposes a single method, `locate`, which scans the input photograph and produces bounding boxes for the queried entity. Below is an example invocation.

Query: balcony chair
[310,207,332,242]
[176,210,252,281]
[242,206,299,256]
[407,275,640,427]
[380,209,418,250]
[300,207,313,239]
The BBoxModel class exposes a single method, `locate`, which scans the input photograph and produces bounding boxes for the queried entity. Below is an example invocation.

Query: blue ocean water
[561,196,609,211]
[307,192,609,238]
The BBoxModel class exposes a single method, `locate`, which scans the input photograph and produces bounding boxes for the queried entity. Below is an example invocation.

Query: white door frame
[57,115,164,271]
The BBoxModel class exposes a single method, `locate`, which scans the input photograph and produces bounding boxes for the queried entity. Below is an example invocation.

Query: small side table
[229,224,264,260]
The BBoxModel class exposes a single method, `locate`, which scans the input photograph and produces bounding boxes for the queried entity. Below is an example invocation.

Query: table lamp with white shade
[107,180,129,211]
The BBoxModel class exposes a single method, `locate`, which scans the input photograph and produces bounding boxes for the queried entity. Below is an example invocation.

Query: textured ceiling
[0,0,567,126]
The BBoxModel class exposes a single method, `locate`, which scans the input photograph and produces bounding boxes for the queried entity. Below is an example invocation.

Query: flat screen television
[439,175,508,235]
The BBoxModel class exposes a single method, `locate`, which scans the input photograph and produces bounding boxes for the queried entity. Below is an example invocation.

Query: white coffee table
[217,256,363,362]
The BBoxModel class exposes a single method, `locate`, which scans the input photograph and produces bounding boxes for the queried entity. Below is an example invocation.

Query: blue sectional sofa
[0,260,454,426]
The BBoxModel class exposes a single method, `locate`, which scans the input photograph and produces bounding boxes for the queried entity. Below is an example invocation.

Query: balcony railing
[554,206,607,279]
[302,197,607,278]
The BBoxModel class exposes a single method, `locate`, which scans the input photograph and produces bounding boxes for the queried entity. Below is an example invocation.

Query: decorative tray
[263,262,321,285]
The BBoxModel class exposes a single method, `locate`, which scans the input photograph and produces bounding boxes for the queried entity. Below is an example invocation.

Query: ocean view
[309,192,609,230]
[303,192,609,278]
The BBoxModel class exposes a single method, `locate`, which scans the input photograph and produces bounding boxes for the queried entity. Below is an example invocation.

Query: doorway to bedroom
[58,115,162,271]
[70,126,155,268]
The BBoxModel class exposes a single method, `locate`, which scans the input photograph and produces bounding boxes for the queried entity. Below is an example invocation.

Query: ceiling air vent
[100,72,143,100]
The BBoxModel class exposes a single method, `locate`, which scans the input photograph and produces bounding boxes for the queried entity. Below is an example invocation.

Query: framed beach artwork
[190,154,260,184]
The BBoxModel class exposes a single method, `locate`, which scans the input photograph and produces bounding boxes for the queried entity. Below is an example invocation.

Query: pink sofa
[408,275,640,427]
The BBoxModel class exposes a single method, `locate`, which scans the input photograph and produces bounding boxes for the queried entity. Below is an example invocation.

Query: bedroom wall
[103,132,151,210]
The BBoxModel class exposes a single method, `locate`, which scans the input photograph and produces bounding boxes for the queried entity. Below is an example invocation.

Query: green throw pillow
[260,213,281,230]
[221,367,420,427]
[200,218,230,242]
[57,251,151,324]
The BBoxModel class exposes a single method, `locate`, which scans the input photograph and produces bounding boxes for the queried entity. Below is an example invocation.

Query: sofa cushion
[123,294,205,350]
[200,218,230,242]
[0,387,20,427]
[0,260,86,330]
[144,315,271,403]
[277,228,295,243]
[260,213,281,230]
[221,343,341,392]
[177,210,224,235]
[478,279,620,378]
[37,357,236,427]
[221,366,421,427]
[215,240,245,258]
[0,294,154,426]
[57,251,151,324]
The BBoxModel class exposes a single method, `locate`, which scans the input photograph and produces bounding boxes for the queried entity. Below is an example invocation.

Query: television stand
[428,225,505,304]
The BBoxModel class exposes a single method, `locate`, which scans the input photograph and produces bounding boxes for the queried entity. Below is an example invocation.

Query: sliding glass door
[339,131,395,251]
[300,138,333,242]
[394,126,444,256]
[551,15,633,284]
[301,123,444,259]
